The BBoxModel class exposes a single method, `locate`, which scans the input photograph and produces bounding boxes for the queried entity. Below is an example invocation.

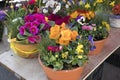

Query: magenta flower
[29,25,39,35]
[48,14,70,25]
[28,0,36,5]
[33,13,45,23]
[28,35,41,43]
[19,26,25,35]
[47,46,62,52]
[25,22,32,28]
[24,15,35,22]
[32,20,40,26]
[42,22,51,31]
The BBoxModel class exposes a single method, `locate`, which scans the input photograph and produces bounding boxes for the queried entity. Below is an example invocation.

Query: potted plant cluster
[38,23,89,80]
[5,0,52,58]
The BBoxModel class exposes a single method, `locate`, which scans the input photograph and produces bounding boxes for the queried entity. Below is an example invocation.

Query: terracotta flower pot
[89,38,108,55]
[38,56,85,80]
[10,38,39,58]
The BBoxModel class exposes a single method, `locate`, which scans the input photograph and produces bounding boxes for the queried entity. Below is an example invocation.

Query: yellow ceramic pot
[10,38,39,58]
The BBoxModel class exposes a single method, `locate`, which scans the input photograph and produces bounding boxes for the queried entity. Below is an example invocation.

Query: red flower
[112,4,120,15]
[28,0,36,5]
[47,46,62,52]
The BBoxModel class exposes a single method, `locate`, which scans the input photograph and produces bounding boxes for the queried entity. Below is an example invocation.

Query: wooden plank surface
[0,28,120,80]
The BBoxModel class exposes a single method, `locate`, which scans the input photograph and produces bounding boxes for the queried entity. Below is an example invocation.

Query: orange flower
[71,30,78,41]
[60,29,72,41]
[58,29,72,45]
[70,11,79,19]
[88,11,95,19]
[60,23,68,31]
[49,25,61,39]
[58,38,70,45]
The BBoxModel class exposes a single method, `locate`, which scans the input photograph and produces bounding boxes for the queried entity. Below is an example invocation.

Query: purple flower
[88,35,96,51]
[0,11,6,21]
[48,14,70,25]
[28,35,41,43]
[19,26,25,35]
[24,14,35,22]
[29,25,39,35]
[47,46,62,52]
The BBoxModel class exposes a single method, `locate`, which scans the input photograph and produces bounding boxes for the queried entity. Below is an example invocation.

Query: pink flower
[47,46,62,52]
[82,25,93,31]
[28,35,41,43]
[19,26,25,35]
[29,25,39,35]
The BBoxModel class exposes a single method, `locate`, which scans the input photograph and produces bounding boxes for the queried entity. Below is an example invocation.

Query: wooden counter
[0,28,120,80]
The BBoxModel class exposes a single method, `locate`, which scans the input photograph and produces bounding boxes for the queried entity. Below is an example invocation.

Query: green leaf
[24,30,32,36]
[48,21,55,26]
[17,33,26,40]
[78,60,83,66]
[39,23,45,30]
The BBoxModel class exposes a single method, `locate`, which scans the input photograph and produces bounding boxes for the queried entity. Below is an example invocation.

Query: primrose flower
[19,26,25,35]
[28,35,41,43]
[62,52,68,59]
[76,44,84,54]
[29,25,39,35]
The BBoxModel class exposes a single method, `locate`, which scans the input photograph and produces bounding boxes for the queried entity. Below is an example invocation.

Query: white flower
[15,3,22,7]
[77,16,86,25]
[43,8,48,13]
[45,0,55,8]
[65,4,69,9]
[53,2,61,14]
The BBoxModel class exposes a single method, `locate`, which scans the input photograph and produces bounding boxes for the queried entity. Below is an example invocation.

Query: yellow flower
[45,17,49,22]
[93,27,96,31]
[85,3,90,9]
[79,1,84,5]
[49,25,61,39]
[109,1,115,7]
[78,55,83,59]
[96,0,103,3]
[105,24,110,31]
[76,44,84,54]
[94,2,97,6]
[62,52,68,59]
[70,11,79,19]
[102,21,110,31]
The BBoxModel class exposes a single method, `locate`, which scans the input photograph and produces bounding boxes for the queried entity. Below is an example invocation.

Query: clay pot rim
[94,37,108,43]
[38,55,85,72]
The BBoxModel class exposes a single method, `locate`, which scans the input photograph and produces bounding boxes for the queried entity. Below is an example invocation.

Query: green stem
[39,0,41,8]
